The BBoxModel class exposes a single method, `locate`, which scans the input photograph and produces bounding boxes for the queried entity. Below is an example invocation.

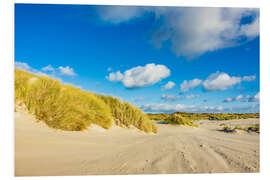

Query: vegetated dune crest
[14,69,157,133]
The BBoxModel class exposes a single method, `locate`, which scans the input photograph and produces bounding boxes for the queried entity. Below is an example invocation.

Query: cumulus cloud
[203,72,256,91]
[203,72,243,91]
[96,6,259,58]
[180,78,202,92]
[106,71,124,82]
[42,65,55,72]
[186,94,200,99]
[58,66,76,76]
[107,63,170,88]
[180,72,256,92]
[161,81,175,90]
[248,92,260,102]
[161,94,180,101]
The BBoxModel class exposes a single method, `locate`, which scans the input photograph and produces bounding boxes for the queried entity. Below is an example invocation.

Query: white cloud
[58,66,76,76]
[106,71,124,82]
[242,75,256,82]
[203,72,242,91]
[161,81,175,90]
[179,72,256,92]
[42,65,54,72]
[161,94,180,101]
[15,62,31,71]
[97,7,259,58]
[96,6,146,24]
[186,94,200,99]
[107,63,170,88]
[240,16,260,38]
[15,61,46,76]
[180,78,202,92]
[235,94,245,101]
[223,94,251,102]
[141,103,225,113]
[141,103,259,113]
[249,92,260,102]
[16,62,77,77]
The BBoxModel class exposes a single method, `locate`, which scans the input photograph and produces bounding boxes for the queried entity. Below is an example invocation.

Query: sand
[15,110,259,176]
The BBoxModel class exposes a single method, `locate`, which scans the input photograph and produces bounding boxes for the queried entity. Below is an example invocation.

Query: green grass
[14,69,157,133]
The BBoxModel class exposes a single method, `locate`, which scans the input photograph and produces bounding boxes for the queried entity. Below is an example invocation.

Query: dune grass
[148,112,259,121]
[220,123,260,133]
[98,95,157,133]
[14,69,157,133]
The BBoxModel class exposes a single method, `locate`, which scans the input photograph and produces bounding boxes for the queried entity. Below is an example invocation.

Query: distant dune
[15,108,259,176]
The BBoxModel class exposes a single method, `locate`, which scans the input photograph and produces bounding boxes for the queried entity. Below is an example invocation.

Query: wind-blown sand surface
[15,110,259,176]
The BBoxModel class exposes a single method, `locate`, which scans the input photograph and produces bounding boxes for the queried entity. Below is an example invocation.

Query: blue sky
[15,4,260,113]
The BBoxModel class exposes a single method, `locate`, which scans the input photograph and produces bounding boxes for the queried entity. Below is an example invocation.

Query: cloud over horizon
[141,103,259,113]
[141,103,224,113]
[15,61,77,77]
[161,94,180,101]
[223,93,260,103]
[186,94,200,99]
[223,94,250,103]
[248,92,260,102]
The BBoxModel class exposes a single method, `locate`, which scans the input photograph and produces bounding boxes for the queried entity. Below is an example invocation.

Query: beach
[15,110,259,176]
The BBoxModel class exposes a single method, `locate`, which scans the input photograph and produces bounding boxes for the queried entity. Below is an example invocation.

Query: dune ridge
[15,69,157,133]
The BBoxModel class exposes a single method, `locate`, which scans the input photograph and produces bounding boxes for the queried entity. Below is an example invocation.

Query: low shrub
[148,112,260,121]
[247,124,260,133]
[220,123,260,133]
[164,114,198,127]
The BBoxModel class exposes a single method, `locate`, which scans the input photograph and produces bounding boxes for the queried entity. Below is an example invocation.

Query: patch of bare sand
[15,111,259,176]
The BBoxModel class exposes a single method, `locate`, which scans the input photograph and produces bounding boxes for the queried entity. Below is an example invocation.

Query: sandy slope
[15,111,259,176]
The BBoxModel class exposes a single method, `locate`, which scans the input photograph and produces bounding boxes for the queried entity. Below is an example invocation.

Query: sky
[15,4,260,113]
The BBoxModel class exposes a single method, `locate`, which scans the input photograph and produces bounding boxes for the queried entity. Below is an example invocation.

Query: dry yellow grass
[14,69,157,133]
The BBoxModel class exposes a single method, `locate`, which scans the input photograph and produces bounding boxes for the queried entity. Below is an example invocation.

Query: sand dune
[15,110,259,176]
